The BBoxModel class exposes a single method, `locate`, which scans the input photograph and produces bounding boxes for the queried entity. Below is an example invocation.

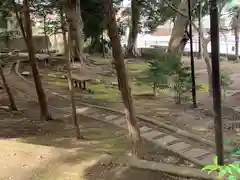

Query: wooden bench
[71,74,92,90]
[224,120,240,132]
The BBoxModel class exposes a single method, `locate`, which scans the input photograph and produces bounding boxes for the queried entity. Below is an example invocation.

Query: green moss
[126,63,148,74]
[87,83,121,101]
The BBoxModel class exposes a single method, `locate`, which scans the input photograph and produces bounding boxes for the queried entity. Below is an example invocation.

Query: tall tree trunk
[234,27,239,61]
[198,3,203,59]
[125,0,141,57]
[0,64,17,111]
[168,0,198,53]
[67,25,81,139]
[43,15,50,55]
[104,0,142,157]
[65,0,85,65]
[192,23,212,95]
[22,0,51,121]
[60,6,68,57]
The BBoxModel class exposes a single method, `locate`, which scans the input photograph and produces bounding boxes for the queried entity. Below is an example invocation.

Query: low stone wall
[8,36,51,52]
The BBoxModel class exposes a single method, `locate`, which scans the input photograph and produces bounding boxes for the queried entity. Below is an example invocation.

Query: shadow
[83,159,206,180]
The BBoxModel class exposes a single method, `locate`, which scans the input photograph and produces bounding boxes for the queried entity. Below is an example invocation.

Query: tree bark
[125,0,141,57]
[60,6,68,57]
[67,25,81,139]
[234,27,239,61]
[0,64,17,111]
[192,23,212,95]
[153,83,156,97]
[167,0,198,53]
[198,4,203,59]
[64,0,85,65]
[43,15,50,55]
[104,0,142,157]
[22,0,51,121]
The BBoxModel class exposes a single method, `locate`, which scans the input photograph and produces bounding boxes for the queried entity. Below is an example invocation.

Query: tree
[14,0,52,121]
[66,25,82,139]
[0,62,17,111]
[31,0,52,54]
[230,6,240,60]
[167,0,198,53]
[64,0,85,65]
[59,5,68,57]
[125,0,141,57]
[104,0,142,157]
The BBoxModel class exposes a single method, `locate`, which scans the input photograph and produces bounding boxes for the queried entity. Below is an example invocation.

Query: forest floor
[1,54,239,179]
[19,55,240,146]
[0,86,205,180]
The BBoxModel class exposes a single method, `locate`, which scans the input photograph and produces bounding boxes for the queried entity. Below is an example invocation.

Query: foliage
[137,52,193,103]
[202,139,240,179]
[167,55,193,104]
[141,0,233,32]
[0,30,19,44]
[136,56,169,96]
[220,69,233,99]
[202,156,240,180]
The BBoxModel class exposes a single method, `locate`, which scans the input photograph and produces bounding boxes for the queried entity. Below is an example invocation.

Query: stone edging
[118,156,217,180]
[14,60,233,152]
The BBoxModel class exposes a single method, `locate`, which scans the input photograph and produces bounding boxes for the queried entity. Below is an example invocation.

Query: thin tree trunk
[198,4,203,59]
[104,0,142,158]
[125,0,140,57]
[43,15,50,55]
[0,64,17,111]
[234,27,239,61]
[60,6,68,57]
[153,83,156,97]
[22,0,51,121]
[192,23,213,95]
[168,0,198,53]
[67,26,81,139]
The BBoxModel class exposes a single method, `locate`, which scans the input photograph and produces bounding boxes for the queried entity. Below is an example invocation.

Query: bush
[140,47,166,60]
[202,140,240,179]
[136,55,169,96]
[137,52,194,103]
[221,69,233,99]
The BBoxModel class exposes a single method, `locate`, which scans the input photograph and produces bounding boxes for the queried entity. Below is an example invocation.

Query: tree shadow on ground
[82,159,206,180]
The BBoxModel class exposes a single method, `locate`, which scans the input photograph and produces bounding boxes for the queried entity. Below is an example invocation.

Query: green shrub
[221,69,233,99]
[137,52,194,103]
[202,140,240,179]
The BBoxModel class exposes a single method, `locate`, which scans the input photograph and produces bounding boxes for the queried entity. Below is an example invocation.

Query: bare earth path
[10,62,238,167]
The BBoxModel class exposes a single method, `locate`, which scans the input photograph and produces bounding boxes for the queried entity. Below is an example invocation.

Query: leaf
[213,156,218,165]
[228,164,240,173]
[228,175,237,180]
[224,139,233,144]
[202,165,219,172]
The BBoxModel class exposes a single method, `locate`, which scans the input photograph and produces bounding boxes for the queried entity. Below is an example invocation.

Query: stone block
[142,130,164,141]
[154,135,179,146]
[139,126,152,133]
[182,148,209,159]
[167,142,192,152]
[104,115,118,121]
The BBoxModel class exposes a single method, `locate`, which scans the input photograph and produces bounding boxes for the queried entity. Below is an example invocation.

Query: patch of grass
[87,83,121,101]
[131,82,152,95]
[47,81,68,87]
[198,84,209,93]
[127,63,148,74]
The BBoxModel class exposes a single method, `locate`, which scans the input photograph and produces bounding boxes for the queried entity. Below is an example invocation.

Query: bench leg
[74,80,78,88]
[83,81,86,90]
[79,81,82,89]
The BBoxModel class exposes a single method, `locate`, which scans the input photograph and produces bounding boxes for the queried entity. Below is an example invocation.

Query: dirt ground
[0,83,204,180]
[2,55,239,179]
[22,56,240,146]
